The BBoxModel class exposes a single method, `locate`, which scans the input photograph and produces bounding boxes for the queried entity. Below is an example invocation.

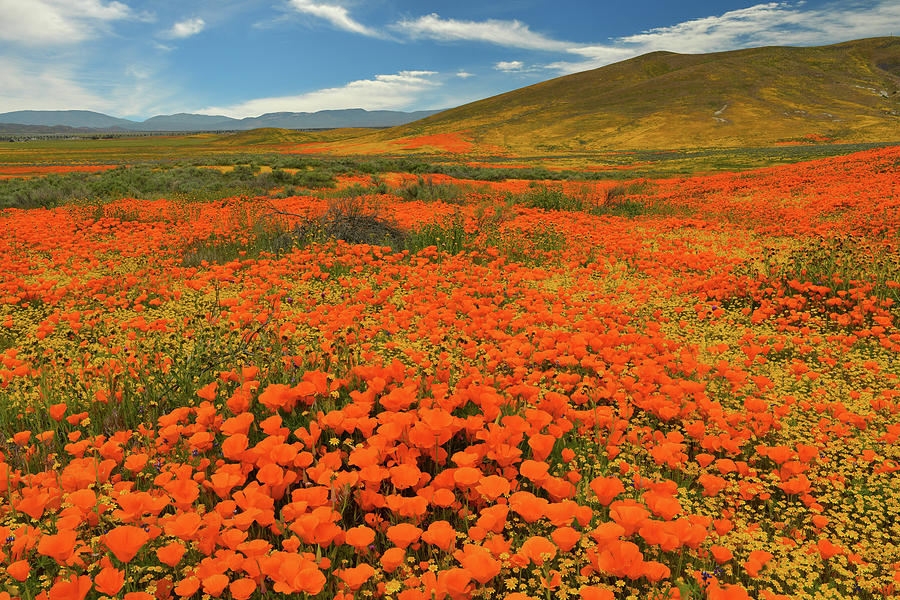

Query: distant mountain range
[0,108,443,132]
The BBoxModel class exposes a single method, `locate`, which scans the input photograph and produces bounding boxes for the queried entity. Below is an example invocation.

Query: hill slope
[391,37,900,151]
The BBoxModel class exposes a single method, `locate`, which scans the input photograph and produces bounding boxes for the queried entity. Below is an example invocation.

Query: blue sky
[1,0,898,119]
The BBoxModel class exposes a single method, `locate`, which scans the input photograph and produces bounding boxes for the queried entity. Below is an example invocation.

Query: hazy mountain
[0,108,444,132]
[0,110,138,129]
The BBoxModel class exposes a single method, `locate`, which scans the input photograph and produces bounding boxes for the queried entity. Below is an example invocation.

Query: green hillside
[390,37,900,151]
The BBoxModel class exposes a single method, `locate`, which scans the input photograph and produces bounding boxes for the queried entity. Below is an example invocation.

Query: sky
[1,0,898,120]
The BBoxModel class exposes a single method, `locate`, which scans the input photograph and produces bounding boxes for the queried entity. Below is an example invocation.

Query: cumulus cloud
[455,71,473,78]
[166,17,205,39]
[494,61,525,72]
[288,0,379,37]
[0,0,133,45]
[196,70,440,118]
[394,13,574,52]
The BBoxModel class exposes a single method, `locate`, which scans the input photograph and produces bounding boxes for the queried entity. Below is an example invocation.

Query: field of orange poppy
[0,142,898,600]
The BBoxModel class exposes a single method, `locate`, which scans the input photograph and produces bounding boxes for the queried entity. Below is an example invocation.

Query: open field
[0,138,898,600]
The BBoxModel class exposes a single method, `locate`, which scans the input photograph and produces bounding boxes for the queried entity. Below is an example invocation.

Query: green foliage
[0,165,338,209]
[396,176,470,204]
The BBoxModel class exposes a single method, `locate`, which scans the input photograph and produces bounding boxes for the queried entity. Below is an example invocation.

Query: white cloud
[288,0,379,37]
[0,56,173,117]
[494,61,524,72]
[390,2,900,76]
[0,58,110,112]
[166,17,206,39]
[455,71,473,78]
[549,1,900,73]
[197,70,440,118]
[0,0,132,45]
[394,13,575,52]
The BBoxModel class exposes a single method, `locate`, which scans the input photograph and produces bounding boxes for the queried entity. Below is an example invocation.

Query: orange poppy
[37,528,78,564]
[345,526,376,550]
[201,574,230,597]
[508,491,548,523]
[551,526,581,552]
[229,579,257,600]
[381,547,405,573]
[589,476,624,506]
[710,545,733,564]
[475,475,510,500]
[520,536,557,566]
[455,544,501,584]
[339,564,375,591]
[579,586,615,600]
[104,525,150,563]
[609,501,650,536]
[174,576,200,597]
[94,566,125,595]
[48,574,92,600]
[6,560,29,582]
[386,523,423,549]
[156,542,186,567]
[422,520,457,551]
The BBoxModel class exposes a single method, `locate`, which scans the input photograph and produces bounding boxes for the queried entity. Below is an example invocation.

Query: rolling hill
[388,37,900,151]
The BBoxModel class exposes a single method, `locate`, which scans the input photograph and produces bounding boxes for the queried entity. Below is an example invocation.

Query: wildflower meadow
[0,143,898,600]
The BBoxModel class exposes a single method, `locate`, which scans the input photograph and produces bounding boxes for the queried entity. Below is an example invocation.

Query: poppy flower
[579,586,615,600]
[124,453,149,474]
[609,502,650,536]
[196,381,217,402]
[6,560,30,582]
[422,521,457,551]
[37,528,78,564]
[520,536,557,566]
[528,434,555,461]
[94,566,125,595]
[339,564,375,591]
[436,568,472,600]
[389,463,422,489]
[710,545,733,564]
[589,476,624,506]
[476,475,510,500]
[49,403,67,421]
[48,574,92,600]
[201,574,230,597]
[453,467,483,488]
[229,579,256,600]
[508,491,548,523]
[104,525,150,563]
[551,526,581,552]
[455,544,501,583]
[707,584,751,600]
[641,560,670,582]
[345,526,376,550]
[817,538,843,560]
[381,547,405,573]
[386,523,422,548]
[156,541,187,567]
[174,576,200,597]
